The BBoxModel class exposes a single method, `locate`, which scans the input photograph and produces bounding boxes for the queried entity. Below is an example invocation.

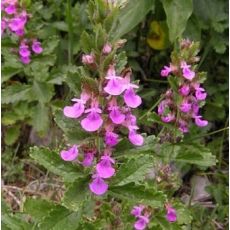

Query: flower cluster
[158,39,208,133]
[165,204,177,222]
[60,43,143,196]
[131,205,150,230]
[1,0,43,64]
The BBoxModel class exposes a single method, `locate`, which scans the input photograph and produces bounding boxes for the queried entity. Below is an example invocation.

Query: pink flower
[15,28,24,36]
[82,54,95,64]
[1,19,7,35]
[158,100,170,115]
[60,145,78,161]
[194,116,208,127]
[81,110,103,132]
[195,88,207,101]
[131,205,144,217]
[160,65,172,77]
[20,56,31,64]
[109,106,125,124]
[8,17,25,32]
[180,61,195,80]
[104,65,125,95]
[128,130,144,146]
[178,120,189,133]
[102,43,112,54]
[166,206,177,222]
[19,44,31,57]
[32,40,43,54]
[105,131,119,146]
[179,99,192,113]
[179,85,190,96]
[4,4,16,14]
[82,152,94,167]
[134,216,149,230]
[89,174,108,195]
[161,113,175,123]
[96,155,115,178]
[124,88,142,108]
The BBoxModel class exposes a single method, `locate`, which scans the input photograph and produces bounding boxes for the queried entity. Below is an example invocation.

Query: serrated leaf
[115,51,127,73]
[109,183,166,207]
[112,155,153,186]
[1,66,22,83]
[80,31,94,53]
[113,0,154,40]
[4,125,20,145]
[162,0,193,42]
[32,81,54,103]
[62,178,90,211]
[30,147,84,182]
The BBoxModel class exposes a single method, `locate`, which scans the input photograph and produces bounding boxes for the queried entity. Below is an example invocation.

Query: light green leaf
[4,125,20,146]
[32,81,54,103]
[29,147,84,182]
[162,0,193,42]
[113,0,154,40]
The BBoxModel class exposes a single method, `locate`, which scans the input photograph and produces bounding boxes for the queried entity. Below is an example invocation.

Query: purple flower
[15,28,24,36]
[104,65,125,96]
[180,61,195,80]
[1,19,7,35]
[32,40,43,54]
[124,88,142,108]
[8,17,25,32]
[19,44,31,57]
[179,85,190,96]
[195,88,207,101]
[128,130,144,146]
[20,56,31,64]
[166,206,177,222]
[178,120,189,133]
[161,65,172,77]
[105,131,119,147]
[194,116,208,127]
[96,155,115,178]
[82,54,95,64]
[102,43,112,54]
[82,152,94,167]
[131,205,144,217]
[134,216,149,230]
[161,113,175,123]
[89,174,108,195]
[179,99,192,113]
[4,4,16,14]
[60,145,78,161]
[109,106,125,124]
[158,100,170,115]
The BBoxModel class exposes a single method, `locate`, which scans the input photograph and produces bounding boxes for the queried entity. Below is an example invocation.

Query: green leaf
[24,198,57,222]
[2,84,33,104]
[112,155,153,186]
[29,147,84,182]
[32,81,54,103]
[115,51,127,74]
[110,183,166,207]
[4,125,20,145]
[162,0,193,42]
[62,178,90,211]
[31,103,50,134]
[113,0,154,40]
[80,31,94,53]
[1,66,22,83]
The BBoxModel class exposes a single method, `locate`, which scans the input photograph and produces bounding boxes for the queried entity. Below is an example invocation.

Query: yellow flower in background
[147,20,170,50]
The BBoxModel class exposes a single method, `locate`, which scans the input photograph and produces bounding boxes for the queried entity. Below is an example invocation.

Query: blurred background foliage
[1,0,229,229]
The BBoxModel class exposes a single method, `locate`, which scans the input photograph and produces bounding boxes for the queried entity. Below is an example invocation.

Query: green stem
[144,78,168,84]
[67,0,73,65]
[139,96,164,120]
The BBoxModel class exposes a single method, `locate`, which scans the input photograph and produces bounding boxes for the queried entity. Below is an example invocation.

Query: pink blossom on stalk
[19,43,31,57]
[180,61,195,80]
[81,102,103,132]
[158,99,170,115]
[15,28,24,36]
[179,99,192,113]
[131,205,144,217]
[166,205,177,222]
[60,145,78,161]
[108,98,125,124]
[134,215,150,230]
[82,53,95,64]
[161,112,175,123]
[194,116,208,127]
[161,65,172,77]
[105,131,119,147]
[32,40,43,54]
[195,88,207,101]
[179,85,190,96]
[178,119,189,133]
[89,174,108,195]
[104,65,125,96]
[102,43,112,54]
[1,19,7,34]
[128,130,144,146]
[20,56,31,64]
[4,4,16,14]
[8,17,25,32]
[63,92,89,118]
[96,155,115,178]
[82,152,94,167]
